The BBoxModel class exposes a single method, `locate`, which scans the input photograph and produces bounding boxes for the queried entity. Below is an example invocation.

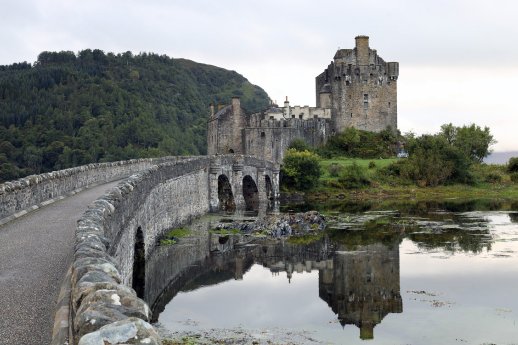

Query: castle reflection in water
[148,229,403,340]
[252,239,402,340]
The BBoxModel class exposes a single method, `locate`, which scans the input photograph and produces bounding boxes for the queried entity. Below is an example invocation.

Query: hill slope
[0,50,270,182]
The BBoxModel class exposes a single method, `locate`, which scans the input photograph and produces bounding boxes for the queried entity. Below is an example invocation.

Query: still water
[148,201,518,344]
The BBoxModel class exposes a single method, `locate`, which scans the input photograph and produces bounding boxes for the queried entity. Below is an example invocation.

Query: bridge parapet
[0,156,188,224]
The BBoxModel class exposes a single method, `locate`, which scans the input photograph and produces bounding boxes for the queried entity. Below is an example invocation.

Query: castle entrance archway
[243,175,259,211]
[218,174,235,211]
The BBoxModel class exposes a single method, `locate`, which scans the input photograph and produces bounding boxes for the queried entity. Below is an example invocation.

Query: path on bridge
[0,180,121,345]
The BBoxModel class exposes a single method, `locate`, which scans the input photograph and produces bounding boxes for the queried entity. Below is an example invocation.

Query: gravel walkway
[0,181,121,345]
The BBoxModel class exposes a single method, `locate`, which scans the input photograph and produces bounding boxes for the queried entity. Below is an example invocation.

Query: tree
[288,138,311,152]
[398,134,472,186]
[440,123,495,162]
[0,50,271,182]
[281,149,322,190]
[508,157,518,173]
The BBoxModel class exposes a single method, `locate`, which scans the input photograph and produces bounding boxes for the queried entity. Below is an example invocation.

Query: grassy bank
[305,157,518,203]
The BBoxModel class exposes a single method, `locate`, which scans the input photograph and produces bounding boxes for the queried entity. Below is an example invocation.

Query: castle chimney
[284,96,290,118]
[355,35,370,65]
[210,103,214,117]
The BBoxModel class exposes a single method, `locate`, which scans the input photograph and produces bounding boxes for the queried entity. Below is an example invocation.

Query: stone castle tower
[316,36,399,133]
[207,36,398,162]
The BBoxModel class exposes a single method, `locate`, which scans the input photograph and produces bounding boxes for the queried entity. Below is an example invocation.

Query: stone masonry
[67,155,278,344]
[207,36,398,163]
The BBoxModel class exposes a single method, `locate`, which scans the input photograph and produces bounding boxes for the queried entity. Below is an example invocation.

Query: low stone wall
[0,156,183,222]
[69,157,212,345]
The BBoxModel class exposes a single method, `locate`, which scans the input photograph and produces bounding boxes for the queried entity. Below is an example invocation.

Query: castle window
[364,101,368,110]
[269,116,274,119]
[291,115,295,118]
[388,102,391,109]
[364,94,368,101]
[299,114,303,119]
[351,113,353,118]
[261,132,265,138]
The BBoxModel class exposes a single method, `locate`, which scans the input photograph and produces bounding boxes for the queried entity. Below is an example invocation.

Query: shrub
[288,139,311,152]
[327,163,343,177]
[281,149,322,190]
[510,172,518,183]
[485,171,503,183]
[379,160,405,177]
[338,162,371,189]
[400,134,473,186]
[368,161,376,169]
[508,157,518,173]
[319,127,400,158]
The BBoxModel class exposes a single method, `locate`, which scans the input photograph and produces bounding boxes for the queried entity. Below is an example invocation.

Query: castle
[207,36,399,162]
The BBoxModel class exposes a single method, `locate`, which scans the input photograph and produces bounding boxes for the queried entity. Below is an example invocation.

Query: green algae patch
[287,233,324,245]
[209,228,241,235]
[160,227,191,246]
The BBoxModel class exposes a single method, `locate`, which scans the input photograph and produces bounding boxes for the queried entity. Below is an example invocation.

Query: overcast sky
[1,0,517,151]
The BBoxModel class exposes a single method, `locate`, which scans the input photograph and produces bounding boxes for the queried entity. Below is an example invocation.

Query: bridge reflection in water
[145,219,402,340]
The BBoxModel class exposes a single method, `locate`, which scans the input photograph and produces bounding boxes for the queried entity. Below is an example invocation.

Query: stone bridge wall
[66,155,279,345]
[0,156,185,223]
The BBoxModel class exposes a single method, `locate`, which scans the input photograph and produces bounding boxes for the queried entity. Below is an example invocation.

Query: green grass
[209,228,241,235]
[309,158,518,202]
[159,227,191,246]
[165,227,191,238]
[160,238,177,246]
[320,157,397,180]
[162,337,198,345]
[287,233,323,245]
[321,157,397,169]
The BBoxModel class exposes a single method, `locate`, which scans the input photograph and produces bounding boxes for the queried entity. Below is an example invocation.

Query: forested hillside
[0,50,270,182]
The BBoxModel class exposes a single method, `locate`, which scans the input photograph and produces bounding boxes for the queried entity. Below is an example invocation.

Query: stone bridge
[0,154,279,345]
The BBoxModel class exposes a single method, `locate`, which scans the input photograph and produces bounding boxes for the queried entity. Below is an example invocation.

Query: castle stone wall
[243,118,330,162]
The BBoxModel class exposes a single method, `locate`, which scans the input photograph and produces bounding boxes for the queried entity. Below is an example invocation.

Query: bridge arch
[243,175,259,211]
[218,174,235,211]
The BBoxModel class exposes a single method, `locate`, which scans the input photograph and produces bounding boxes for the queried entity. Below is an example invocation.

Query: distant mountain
[0,50,270,182]
[484,151,518,165]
